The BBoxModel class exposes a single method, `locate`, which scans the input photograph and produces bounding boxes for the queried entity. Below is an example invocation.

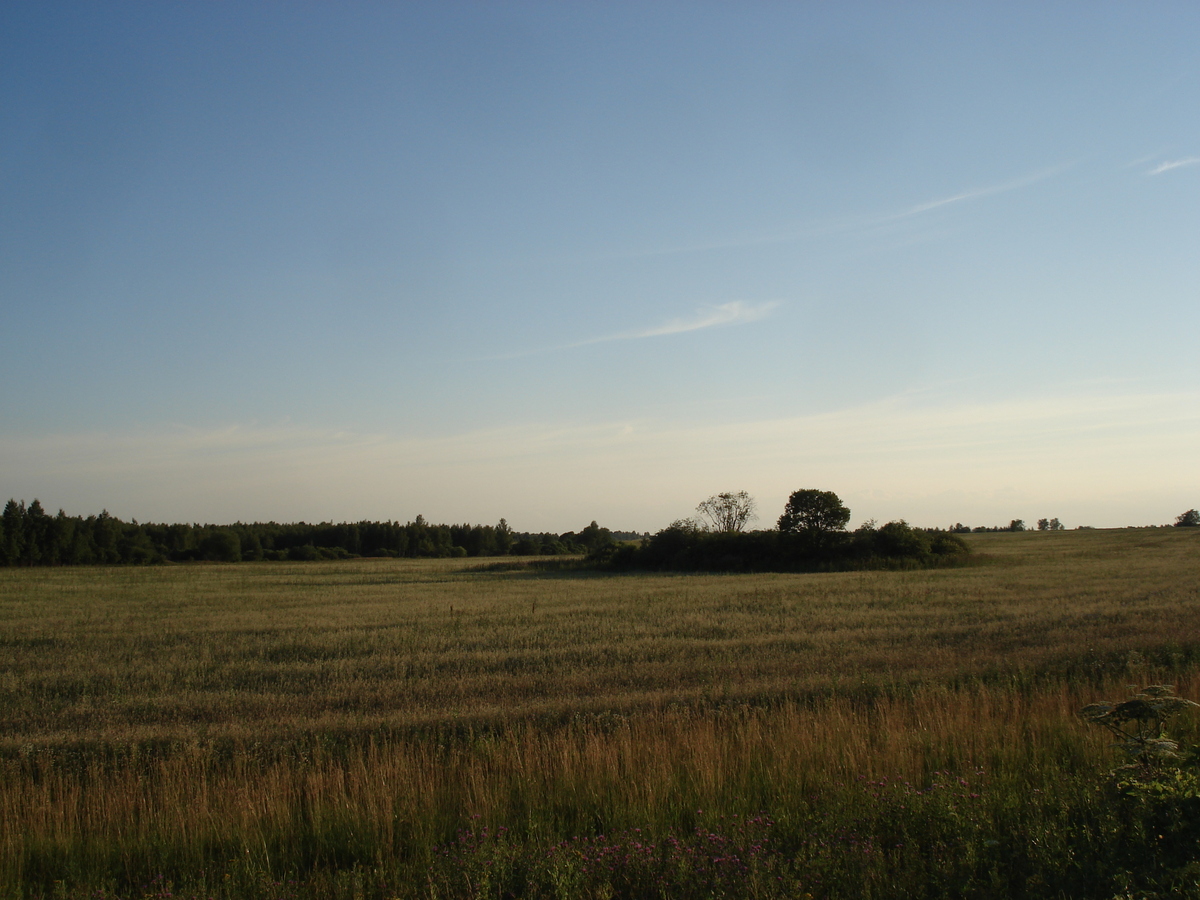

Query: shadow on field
[466,553,998,580]
[464,557,609,579]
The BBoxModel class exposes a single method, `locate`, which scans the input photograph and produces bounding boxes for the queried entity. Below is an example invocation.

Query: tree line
[4,494,1190,569]
[950,509,1200,532]
[0,499,623,566]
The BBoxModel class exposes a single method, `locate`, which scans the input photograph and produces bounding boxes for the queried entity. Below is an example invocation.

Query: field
[2,528,1199,898]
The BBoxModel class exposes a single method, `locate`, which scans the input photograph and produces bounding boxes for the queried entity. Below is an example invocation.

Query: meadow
[2,528,1199,898]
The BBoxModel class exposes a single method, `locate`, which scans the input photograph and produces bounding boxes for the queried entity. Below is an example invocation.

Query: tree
[1,499,24,566]
[22,499,47,565]
[494,518,514,554]
[777,489,850,535]
[1176,509,1200,528]
[1008,519,1026,532]
[1037,517,1064,531]
[578,520,613,551]
[695,491,757,533]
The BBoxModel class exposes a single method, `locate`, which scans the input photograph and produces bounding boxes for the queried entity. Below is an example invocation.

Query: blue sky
[2,2,1197,531]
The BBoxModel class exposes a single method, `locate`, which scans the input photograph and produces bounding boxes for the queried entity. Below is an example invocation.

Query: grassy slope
[1,527,1199,897]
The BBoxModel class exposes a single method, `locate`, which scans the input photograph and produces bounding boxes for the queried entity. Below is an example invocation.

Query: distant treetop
[1176,509,1200,528]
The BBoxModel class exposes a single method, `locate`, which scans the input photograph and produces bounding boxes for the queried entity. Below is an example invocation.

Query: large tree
[777,489,850,534]
[695,491,757,533]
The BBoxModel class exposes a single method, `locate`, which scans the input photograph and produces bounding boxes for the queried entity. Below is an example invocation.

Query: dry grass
[1,528,1197,748]
[1,527,1199,897]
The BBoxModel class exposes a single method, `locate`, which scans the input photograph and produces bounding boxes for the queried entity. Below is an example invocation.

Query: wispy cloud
[487,301,780,360]
[580,300,780,344]
[884,163,1073,220]
[1125,152,1162,168]
[1148,157,1200,176]
[549,163,1074,264]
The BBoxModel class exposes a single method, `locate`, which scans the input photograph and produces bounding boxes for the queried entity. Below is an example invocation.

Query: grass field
[2,528,1199,898]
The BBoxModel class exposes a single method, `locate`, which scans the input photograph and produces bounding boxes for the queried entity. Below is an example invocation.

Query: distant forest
[0,499,637,566]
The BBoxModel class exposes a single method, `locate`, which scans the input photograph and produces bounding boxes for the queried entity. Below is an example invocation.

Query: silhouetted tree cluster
[0,500,614,566]
[598,490,968,573]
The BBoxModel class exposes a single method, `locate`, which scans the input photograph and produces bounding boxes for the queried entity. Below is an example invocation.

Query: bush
[1080,686,1200,895]
[866,520,930,559]
[930,532,970,556]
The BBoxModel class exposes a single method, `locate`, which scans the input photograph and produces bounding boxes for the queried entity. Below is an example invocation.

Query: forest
[0,499,625,566]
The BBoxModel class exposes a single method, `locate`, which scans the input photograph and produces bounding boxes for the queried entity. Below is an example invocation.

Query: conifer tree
[1,500,25,566]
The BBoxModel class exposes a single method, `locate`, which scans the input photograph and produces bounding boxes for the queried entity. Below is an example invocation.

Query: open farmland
[2,528,1199,898]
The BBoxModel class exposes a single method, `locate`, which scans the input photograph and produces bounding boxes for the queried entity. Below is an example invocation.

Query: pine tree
[22,499,47,565]
[1,500,25,566]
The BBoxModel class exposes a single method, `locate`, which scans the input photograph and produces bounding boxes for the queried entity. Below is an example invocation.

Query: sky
[1,2,1197,532]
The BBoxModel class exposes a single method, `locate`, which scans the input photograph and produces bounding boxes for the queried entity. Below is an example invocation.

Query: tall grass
[1,528,1198,897]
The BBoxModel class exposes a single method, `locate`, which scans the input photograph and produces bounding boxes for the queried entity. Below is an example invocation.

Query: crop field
[2,528,1199,898]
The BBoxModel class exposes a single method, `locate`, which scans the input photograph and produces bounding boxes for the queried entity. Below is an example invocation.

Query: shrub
[1081,685,1200,896]
[867,520,930,559]
[929,532,970,556]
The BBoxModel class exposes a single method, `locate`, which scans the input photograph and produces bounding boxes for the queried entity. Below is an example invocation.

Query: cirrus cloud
[1148,157,1200,176]
[587,300,780,343]
[485,300,781,360]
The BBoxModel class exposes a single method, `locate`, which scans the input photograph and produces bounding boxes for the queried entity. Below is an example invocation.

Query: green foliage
[0,498,25,565]
[287,544,321,561]
[869,519,929,558]
[777,488,851,535]
[1176,509,1200,528]
[1080,685,1200,897]
[198,530,242,563]
[577,519,614,550]
[494,517,514,555]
